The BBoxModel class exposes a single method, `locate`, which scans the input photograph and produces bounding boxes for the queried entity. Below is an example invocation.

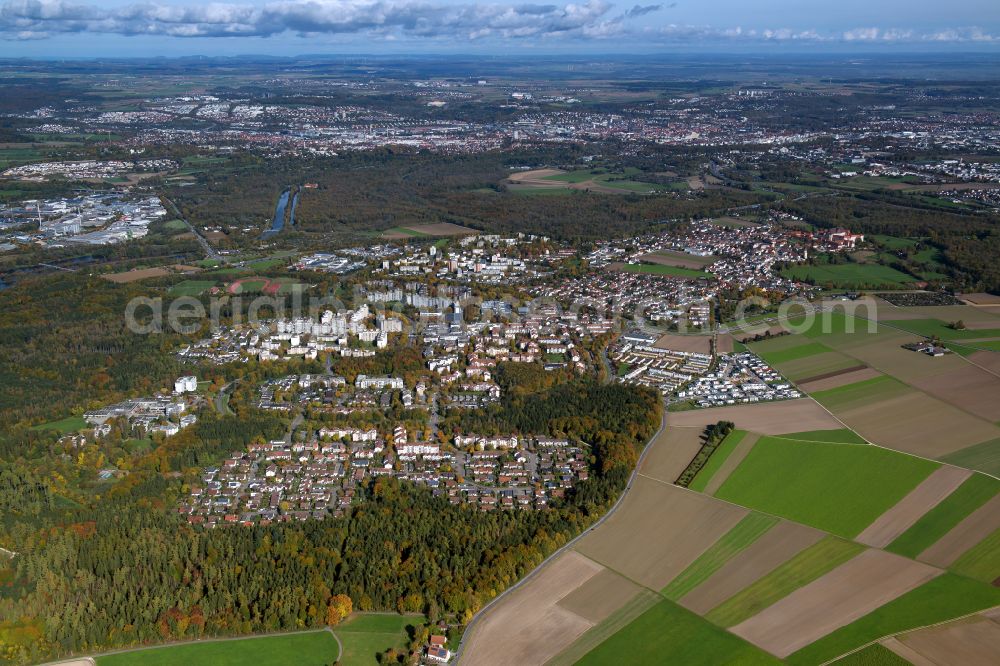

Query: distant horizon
[3,49,1000,62]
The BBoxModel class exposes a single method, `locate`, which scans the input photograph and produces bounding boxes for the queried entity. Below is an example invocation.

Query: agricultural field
[460,550,618,666]
[830,644,911,666]
[663,513,779,600]
[890,609,1000,665]
[854,466,972,548]
[887,473,1000,558]
[714,436,939,538]
[943,436,1000,476]
[918,494,1000,569]
[575,477,747,590]
[729,550,941,658]
[464,393,1000,666]
[666,400,842,434]
[575,600,779,666]
[809,375,911,412]
[780,261,914,289]
[775,429,868,444]
[96,630,340,666]
[678,521,827,617]
[784,574,1000,665]
[687,429,750,492]
[704,536,865,628]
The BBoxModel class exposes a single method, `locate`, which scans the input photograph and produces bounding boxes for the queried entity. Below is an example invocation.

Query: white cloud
[0,1,997,45]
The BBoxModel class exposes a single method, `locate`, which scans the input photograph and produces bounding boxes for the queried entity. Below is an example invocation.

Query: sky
[1,0,999,58]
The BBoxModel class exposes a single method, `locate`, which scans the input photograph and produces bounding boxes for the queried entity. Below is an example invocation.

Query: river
[262,189,291,239]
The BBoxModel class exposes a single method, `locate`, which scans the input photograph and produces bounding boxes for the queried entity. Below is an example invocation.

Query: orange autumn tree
[326,594,353,626]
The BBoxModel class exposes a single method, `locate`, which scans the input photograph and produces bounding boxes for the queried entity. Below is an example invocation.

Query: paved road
[162,196,222,262]
[453,409,668,664]
[213,380,238,416]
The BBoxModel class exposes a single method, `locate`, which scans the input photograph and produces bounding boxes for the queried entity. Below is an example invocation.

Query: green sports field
[96,630,340,666]
[576,599,779,666]
[662,513,779,600]
[785,573,1000,665]
[168,279,217,296]
[714,436,939,538]
[688,429,749,492]
[887,473,1000,558]
[704,536,864,627]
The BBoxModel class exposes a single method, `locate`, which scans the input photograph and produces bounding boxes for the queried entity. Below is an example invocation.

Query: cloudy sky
[2,0,999,57]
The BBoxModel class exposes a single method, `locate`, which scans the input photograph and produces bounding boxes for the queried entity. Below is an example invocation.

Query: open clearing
[460,550,603,666]
[917,493,1000,568]
[667,399,842,434]
[575,476,747,591]
[855,466,972,548]
[652,333,713,354]
[506,167,670,195]
[95,630,340,666]
[898,615,1000,665]
[381,222,477,238]
[402,222,478,236]
[679,521,826,616]
[639,249,716,270]
[102,266,172,283]
[334,614,424,666]
[730,550,941,658]
[31,414,87,434]
[714,436,939,538]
